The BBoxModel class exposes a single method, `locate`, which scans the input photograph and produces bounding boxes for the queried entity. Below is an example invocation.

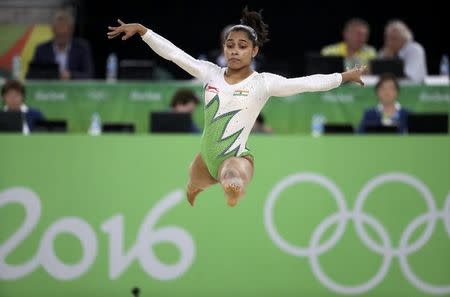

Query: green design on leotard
[200,94,247,179]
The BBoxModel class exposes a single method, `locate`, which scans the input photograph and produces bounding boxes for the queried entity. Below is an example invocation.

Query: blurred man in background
[170,88,201,133]
[378,20,428,83]
[28,7,94,80]
[1,79,45,133]
[358,73,410,133]
[321,18,377,71]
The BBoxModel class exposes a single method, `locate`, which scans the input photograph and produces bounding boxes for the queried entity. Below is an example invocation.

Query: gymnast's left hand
[341,65,367,86]
[107,19,148,40]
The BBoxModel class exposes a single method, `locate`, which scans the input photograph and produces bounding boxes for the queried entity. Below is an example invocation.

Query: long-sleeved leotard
[142,30,342,179]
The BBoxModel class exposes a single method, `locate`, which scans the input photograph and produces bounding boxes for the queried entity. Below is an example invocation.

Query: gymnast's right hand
[107,19,148,40]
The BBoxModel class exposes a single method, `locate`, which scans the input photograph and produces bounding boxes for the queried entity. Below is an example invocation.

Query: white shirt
[379,40,428,84]
[53,42,71,73]
[377,102,402,126]
[398,41,428,83]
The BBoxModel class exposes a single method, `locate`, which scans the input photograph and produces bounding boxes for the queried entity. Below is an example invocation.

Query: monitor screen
[363,125,398,134]
[118,59,154,80]
[324,123,355,134]
[370,58,405,78]
[150,111,193,133]
[408,113,448,134]
[304,53,344,76]
[33,119,67,133]
[26,62,59,79]
[102,122,135,133]
[0,111,22,132]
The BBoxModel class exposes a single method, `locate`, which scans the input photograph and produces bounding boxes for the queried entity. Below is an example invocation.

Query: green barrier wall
[15,81,450,134]
[0,135,449,297]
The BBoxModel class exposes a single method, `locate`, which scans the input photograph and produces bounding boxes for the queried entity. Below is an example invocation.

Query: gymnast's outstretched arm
[107,19,218,82]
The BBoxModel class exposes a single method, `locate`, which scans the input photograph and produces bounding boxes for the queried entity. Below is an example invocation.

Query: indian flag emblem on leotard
[233,90,249,97]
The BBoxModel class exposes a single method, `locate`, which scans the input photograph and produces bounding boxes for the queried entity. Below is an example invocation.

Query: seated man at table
[169,88,201,133]
[358,73,410,134]
[321,18,377,71]
[1,79,45,133]
[28,7,94,80]
[378,20,428,83]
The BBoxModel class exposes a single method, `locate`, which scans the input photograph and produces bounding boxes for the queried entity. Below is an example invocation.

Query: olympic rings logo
[264,172,450,295]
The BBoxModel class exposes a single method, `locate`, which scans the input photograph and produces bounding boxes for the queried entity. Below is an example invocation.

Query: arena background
[0,1,449,297]
[76,0,448,78]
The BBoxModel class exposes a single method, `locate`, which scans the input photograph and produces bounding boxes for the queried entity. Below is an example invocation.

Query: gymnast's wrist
[138,25,148,36]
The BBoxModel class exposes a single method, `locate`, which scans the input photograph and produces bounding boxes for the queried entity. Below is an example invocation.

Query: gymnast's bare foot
[222,176,245,207]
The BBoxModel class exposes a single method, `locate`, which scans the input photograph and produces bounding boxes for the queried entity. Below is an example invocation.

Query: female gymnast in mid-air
[107,7,366,207]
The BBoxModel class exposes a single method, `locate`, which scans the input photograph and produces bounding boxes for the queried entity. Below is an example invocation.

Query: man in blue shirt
[1,79,45,133]
[358,73,410,133]
[28,7,94,80]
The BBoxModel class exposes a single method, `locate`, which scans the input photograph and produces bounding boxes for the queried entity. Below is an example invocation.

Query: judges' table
[21,80,450,133]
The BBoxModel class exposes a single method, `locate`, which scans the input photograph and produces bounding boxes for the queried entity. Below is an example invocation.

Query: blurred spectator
[201,24,265,71]
[170,88,201,133]
[378,20,428,83]
[358,73,410,134]
[1,79,45,133]
[321,18,376,71]
[28,7,94,80]
[252,114,272,134]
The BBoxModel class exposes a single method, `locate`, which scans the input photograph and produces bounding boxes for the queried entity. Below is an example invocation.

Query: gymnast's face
[223,30,259,70]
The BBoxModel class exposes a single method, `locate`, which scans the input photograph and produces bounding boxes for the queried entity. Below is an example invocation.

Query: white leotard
[142,30,342,178]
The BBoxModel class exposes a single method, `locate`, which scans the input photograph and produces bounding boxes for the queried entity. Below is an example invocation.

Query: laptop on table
[149,111,193,133]
[0,111,23,132]
[26,62,59,80]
